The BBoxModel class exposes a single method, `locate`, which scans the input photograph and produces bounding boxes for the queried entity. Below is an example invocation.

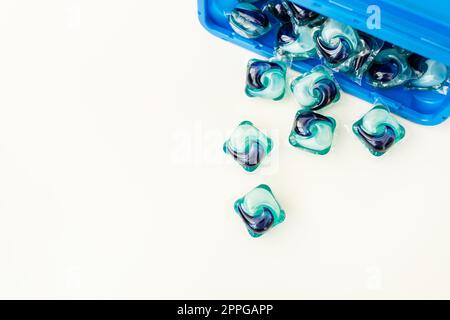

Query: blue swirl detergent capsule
[234,184,286,238]
[314,19,361,70]
[264,1,324,26]
[290,65,341,110]
[282,1,324,26]
[367,47,413,88]
[245,59,287,100]
[406,54,449,90]
[340,32,384,81]
[228,3,271,39]
[276,22,317,60]
[289,110,336,155]
[353,105,405,157]
[263,0,292,23]
[223,121,273,172]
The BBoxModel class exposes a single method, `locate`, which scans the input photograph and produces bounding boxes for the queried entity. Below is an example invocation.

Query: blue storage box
[198,0,450,125]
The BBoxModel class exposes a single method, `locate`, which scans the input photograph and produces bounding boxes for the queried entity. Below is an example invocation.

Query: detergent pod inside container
[199,0,450,126]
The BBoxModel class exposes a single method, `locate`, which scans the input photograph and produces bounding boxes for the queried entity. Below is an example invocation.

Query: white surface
[0,1,450,299]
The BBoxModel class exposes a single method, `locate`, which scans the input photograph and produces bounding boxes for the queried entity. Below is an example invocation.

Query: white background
[0,0,450,299]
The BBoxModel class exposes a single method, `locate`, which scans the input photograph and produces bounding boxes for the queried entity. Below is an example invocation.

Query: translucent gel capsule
[228,3,271,39]
[263,0,292,23]
[245,59,286,100]
[340,32,384,81]
[289,110,336,155]
[290,65,341,110]
[406,54,449,90]
[282,1,324,27]
[276,22,316,60]
[234,184,286,238]
[367,47,412,88]
[353,105,405,157]
[264,1,324,26]
[314,19,361,69]
[223,121,273,172]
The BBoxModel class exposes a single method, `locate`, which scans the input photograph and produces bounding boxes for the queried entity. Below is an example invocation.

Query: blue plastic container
[198,0,450,125]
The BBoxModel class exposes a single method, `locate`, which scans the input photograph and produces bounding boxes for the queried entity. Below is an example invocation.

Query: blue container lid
[299,0,450,67]
[198,0,450,125]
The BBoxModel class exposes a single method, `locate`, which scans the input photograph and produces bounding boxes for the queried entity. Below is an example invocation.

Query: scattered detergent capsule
[276,22,316,60]
[234,184,286,238]
[223,121,273,172]
[228,3,271,39]
[406,54,449,90]
[289,110,336,155]
[367,47,412,88]
[314,19,361,69]
[290,65,341,110]
[353,105,405,157]
[245,59,287,100]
